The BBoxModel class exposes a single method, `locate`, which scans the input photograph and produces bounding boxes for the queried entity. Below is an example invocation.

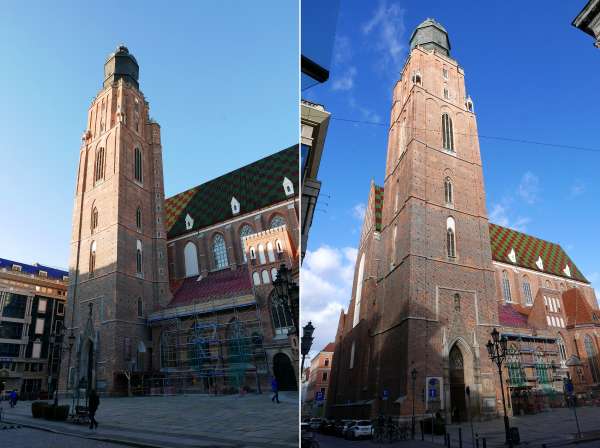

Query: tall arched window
[94,147,105,183]
[584,335,600,383]
[444,177,453,205]
[239,224,254,262]
[91,206,98,233]
[252,271,261,285]
[261,270,270,284]
[271,267,278,281]
[212,234,229,269]
[89,241,97,276]
[258,244,266,264]
[136,240,143,274]
[353,253,366,328]
[184,242,199,277]
[442,113,454,151]
[446,217,456,258]
[522,276,533,305]
[270,215,286,229]
[136,207,142,230]
[137,297,143,317]
[507,344,525,386]
[557,336,567,367]
[271,291,293,335]
[134,147,143,183]
[275,240,283,253]
[267,242,276,262]
[502,270,512,302]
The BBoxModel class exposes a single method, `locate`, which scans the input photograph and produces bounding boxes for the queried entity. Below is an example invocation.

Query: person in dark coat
[88,389,100,429]
[271,377,280,403]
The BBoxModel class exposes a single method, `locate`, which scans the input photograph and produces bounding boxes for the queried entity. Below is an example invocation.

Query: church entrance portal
[449,345,467,422]
[273,353,297,391]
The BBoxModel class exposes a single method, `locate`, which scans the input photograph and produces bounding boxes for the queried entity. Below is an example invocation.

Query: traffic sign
[382,389,389,400]
[316,391,324,401]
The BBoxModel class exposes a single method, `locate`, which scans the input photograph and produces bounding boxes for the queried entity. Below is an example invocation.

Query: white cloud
[332,66,357,91]
[569,180,586,198]
[301,245,357,359]
[348,94,382,124]
[489,202,530,232]
[517,171,539,204]
[361,0,406,74]
[332,34,352,66]
[352,203,366,221]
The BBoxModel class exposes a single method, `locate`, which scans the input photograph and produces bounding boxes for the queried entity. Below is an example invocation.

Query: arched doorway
[273,353,297,391]
[449,344,466,422]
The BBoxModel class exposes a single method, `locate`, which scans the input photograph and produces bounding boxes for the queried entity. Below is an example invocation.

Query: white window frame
[37,298,47,314]
[35,318,45,335]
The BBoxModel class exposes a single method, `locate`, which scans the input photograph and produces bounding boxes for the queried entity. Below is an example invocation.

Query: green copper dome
[409,18,451,56]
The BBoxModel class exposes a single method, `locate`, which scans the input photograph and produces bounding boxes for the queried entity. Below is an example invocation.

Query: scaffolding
[147,293,269,396]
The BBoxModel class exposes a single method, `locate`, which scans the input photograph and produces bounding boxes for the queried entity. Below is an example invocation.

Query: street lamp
[565,355,583,439]
[486,328,512,447]
[300,322,315,373]
[411,367,417,440]
[64,329,76,412]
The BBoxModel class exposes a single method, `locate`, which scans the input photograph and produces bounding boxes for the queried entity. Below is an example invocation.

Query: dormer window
[508,248,517,264]
[465,96,474,112]
[12,264,22,272]
[563,264,572,278]
[63,275,69,282]
[536,256,544,271]
[185,214,194,230]
[231,196,240,215]
[282,177,294,196]
[249,247,256,260]
[38,270,48,278]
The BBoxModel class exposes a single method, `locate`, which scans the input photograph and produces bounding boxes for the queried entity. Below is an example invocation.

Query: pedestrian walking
[88,389,100,430]
[271,377,280,404]
[9,390,17,408]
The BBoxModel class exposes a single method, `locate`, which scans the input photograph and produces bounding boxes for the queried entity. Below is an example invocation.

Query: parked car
[319,419,336,435]
[335,420,354,437]
[309,418,323,430]
[341,420,357,438]
[347,420,373,440]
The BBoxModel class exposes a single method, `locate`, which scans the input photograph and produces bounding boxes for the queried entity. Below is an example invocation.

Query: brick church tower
[61,45,171,395]
[329,20,501,421]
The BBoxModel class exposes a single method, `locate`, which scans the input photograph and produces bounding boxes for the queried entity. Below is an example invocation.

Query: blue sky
[301,0,600,354]
[0,0,298,269]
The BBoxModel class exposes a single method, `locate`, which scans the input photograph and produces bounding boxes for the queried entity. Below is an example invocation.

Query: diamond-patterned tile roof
[165,146,298,239]
[489,223,588,283]
[374,185,384,231]
[498,303,529,328]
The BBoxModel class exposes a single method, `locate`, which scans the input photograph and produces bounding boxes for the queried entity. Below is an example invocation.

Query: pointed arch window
[136,206,142,230]
[261,270,270,284]
[239,224,254,262]
[89,241,97,277]
[270,215,286,229]
[502,270,512,302]
[94,147,105,183]
[522,276,533,305]
[442,113,454,152]
[584,335,600,383]
[446,217,456,258]
[271,291,293,335]
[353,253,366,328]
[136,240,143,274]
[275,240,284,253]
[134,147,143,183]
[557,336,567,367]
[507,344,525,386]
[91,206,99,233]
[212,234,229,270]
[252,271,261,285]
[444,177,453,205]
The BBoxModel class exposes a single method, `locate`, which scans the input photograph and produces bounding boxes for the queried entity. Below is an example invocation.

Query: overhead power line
[330,117,600,154]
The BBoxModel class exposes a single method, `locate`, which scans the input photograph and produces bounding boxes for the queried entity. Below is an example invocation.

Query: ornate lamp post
[63,329,76,412]
[411,367,417,440]
[565,355,583,439]
[486,328,512,447]
[273,264,299,335]
[300,322,315,372]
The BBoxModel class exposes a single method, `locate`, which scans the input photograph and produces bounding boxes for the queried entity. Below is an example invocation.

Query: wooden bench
[73,405,90,424]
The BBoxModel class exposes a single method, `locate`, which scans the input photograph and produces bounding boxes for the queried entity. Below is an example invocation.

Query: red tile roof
[562,288,600,326]
[498,303,529,328]
[322,342,335,353]
[168,267,253,308]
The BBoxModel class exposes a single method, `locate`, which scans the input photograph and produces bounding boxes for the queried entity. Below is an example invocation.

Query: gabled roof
[0,257,68,281]
[489,223,588,283]
[168,266,253,308]
[374,185,384,232]
[562,288,600,326]
[498,303,529,328]
[165,145,298,239]
[321,342,335,353]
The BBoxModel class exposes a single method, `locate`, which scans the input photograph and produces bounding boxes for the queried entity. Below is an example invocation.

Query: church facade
[60,46,299,396]
[326,20,600,422]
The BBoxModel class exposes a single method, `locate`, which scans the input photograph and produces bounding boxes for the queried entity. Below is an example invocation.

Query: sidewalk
[0,392,298,448]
